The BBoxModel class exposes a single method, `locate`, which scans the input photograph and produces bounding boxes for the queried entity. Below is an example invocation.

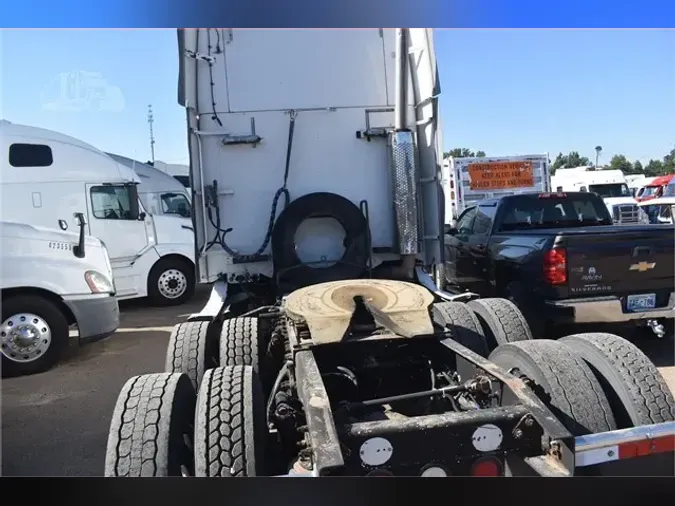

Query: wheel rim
[1,313,52,363]
[157,269,188,300]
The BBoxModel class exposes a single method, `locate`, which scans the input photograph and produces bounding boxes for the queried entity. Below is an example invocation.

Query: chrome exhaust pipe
[390,28,420,278]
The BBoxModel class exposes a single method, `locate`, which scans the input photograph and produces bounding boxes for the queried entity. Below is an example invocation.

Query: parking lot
[2,286,674,476]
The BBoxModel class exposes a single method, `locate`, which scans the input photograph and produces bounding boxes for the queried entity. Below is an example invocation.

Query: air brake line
[204,110,297,263]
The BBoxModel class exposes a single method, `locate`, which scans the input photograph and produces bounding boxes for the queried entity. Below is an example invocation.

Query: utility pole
[148,104,156,165]
[595,145,602,169]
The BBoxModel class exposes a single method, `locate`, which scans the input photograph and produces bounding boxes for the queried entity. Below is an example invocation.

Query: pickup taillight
[543,248,567,285]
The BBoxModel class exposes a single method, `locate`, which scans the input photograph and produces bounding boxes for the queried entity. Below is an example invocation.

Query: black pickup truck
[444,191,675,337]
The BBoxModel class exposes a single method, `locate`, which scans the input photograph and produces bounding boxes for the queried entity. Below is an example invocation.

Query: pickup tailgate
[561,225,674,305]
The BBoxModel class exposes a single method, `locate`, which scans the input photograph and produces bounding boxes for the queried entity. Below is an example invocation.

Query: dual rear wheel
[105,315,268,477]
[105,301,675,477]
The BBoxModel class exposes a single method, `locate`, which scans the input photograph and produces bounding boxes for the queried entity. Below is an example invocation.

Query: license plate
[626,293,656,312]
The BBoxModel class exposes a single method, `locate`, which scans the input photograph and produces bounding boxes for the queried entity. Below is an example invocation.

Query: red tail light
[543,248,567,285]
[471,457,502,476]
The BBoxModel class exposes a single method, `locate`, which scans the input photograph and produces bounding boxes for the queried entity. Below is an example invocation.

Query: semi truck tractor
[104,28,675,478]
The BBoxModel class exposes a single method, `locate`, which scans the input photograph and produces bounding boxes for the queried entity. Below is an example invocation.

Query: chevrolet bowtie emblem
[629,262,656,272]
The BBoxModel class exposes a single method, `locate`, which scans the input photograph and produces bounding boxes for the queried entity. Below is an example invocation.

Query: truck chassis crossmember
[285,326,574,477]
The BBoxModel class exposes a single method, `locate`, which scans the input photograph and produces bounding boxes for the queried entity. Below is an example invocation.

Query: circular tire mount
[147,257,196,306]
[194,365,267,477]
[489,340,617,436]
[559,332,675,428]
[104,372,196,477]
[1,295,69,377]
[431,301,489,357]
[165,321,217,391]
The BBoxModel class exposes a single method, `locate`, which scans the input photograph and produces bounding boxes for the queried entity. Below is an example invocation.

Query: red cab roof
[649,174,674,186]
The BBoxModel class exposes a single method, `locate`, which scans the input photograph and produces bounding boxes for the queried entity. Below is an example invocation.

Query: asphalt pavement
[1,286,673,476]
[1,285,211,477]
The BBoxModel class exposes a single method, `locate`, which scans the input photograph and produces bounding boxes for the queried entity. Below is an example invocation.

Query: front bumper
[63,294,120,342]
[544,293,675,324]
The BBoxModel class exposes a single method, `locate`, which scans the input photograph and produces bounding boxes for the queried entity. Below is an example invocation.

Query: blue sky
[2,29,673,166]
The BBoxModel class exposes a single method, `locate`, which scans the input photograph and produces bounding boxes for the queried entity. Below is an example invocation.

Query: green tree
[663,147,675,172]
[551,151,591,173]
[633,160,643,174]
[608,154,634,174]
[645,159,665,177]
[443,148,486,159]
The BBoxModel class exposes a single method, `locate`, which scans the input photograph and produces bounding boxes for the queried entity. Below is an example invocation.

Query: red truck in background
[636,174,674,203]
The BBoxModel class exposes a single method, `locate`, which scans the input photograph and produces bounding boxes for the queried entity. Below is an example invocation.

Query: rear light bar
[575,421,675,468]
[539,192,567,198]
[543,248,567,285]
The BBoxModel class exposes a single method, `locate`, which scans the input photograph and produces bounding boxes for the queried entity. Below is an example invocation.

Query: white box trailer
[443,154,551,222]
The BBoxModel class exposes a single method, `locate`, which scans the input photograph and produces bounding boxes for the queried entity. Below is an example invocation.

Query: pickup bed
[444,191,675,337]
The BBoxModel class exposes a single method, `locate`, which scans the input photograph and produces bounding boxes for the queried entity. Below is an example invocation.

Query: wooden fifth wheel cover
[284,279,435,344]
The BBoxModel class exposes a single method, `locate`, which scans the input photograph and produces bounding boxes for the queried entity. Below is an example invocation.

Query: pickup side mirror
[138,212,147,221]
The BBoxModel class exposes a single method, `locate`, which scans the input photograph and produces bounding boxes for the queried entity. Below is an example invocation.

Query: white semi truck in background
[551,167,649,225]
[0,121,196,306]
[443,154,551,223]
[103,28,675,478]
[1,219,119,376]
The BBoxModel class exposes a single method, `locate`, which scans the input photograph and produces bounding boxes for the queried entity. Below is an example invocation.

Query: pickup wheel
[165,321,219,391]
[219,317,263,374]
[467,298,533,352]
[1,294,70,377]
[560,332,675,428]
[194,365,267,477]
[104,373,196,477]
[432,302,489,357]
[489,340,617,436]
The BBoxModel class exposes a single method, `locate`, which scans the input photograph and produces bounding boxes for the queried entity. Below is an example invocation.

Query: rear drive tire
[559,332,675,428]
[432,302,489,357]
[467,298,533,352]
[147,257,196,306]
[219,317,263,373]
[104,373,196,477]
[489,340,617,436]
[1,294,70,377]
[194,366,267,477]
[165,321,218,391]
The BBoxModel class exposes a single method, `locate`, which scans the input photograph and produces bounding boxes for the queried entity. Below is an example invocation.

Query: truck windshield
[588,183,630,198]
[173,175,190,188]
[640,185,661,198]
[497,194,613,231]
[663,183,675,197]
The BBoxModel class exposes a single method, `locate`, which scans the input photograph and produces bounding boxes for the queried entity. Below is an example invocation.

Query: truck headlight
[638,207,650,224]
[85,270,114,293]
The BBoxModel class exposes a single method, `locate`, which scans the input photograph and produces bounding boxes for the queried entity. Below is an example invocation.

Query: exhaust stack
[389,28,420,277]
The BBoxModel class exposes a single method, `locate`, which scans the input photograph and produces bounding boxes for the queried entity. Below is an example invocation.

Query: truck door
[463,203,497,294]
[86,183,149,264]
[444,206,477,286]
